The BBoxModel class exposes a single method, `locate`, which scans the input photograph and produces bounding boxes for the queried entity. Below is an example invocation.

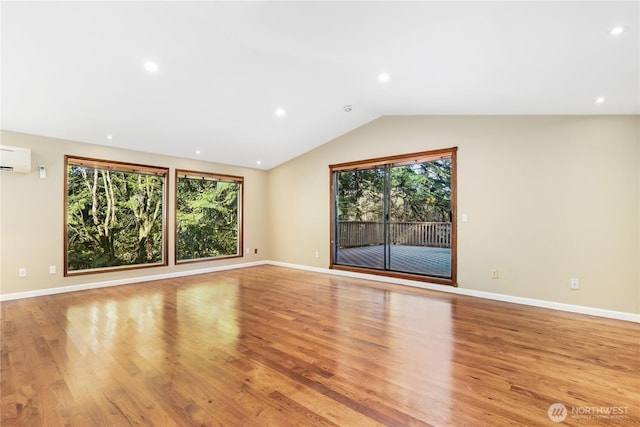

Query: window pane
[65,157,167,274]
[387,159,452,278]
[176,172,242,262]
[334,167,386,270]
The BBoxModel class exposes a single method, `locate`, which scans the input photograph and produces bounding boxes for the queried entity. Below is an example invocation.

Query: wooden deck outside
[336,245,452,278]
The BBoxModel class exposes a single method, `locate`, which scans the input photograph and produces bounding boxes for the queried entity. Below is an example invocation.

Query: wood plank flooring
[1,265,639,426]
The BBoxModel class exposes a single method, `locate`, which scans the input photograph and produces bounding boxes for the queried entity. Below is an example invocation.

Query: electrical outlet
[490,269,499,279]
[315,251,319,259]
[49,265,56,274]
[570,278,580,290]
[18,267,27,278]
[254,248,258,254]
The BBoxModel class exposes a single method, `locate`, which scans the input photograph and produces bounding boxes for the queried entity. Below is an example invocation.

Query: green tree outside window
[176,171,242,262]
[65,157,167,274]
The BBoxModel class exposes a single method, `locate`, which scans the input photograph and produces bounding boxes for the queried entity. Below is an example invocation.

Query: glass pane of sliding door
[332,148,456,283]
[334,167,386,270]
[387,159,452,278]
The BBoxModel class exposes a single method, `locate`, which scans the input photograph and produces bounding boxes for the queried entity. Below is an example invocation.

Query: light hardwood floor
[1,265,638,426]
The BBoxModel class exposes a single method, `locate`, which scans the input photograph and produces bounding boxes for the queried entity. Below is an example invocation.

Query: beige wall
[268,116,640,314]
[2,116,639,315]
[0,130,269,295]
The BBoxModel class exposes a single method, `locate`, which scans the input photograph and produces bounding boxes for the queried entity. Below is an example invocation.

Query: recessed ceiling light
[144,61,158,72]
[256,160,262,165]
[195,149,201,155]
[343,105,353,112]
[610,26,625,36]
[595,96,605,104]
[275,108,286,117]
[378,72,390,82]
[106,134,113,140]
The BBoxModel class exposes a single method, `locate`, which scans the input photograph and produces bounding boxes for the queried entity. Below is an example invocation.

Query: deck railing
[338,221,452,249]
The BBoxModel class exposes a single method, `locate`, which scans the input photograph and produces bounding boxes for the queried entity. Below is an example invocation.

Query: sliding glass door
[331,148,456,284]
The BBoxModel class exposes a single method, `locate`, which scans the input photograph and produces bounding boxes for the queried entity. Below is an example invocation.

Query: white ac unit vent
[0,145,32,173]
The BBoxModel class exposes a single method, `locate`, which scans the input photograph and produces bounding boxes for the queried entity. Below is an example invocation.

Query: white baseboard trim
[268,261,640,324]
[0,261,268,302]
[2,259,638,324]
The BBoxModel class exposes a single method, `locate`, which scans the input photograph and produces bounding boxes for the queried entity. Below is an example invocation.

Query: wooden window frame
[64,155,169,276]
[174,169,244,265]
[329,147,458,287]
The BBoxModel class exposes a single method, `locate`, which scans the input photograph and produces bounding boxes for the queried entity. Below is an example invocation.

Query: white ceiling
[2,1,638,170]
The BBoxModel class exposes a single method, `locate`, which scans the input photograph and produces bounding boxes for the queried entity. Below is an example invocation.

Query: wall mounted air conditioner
[0,145,32,173]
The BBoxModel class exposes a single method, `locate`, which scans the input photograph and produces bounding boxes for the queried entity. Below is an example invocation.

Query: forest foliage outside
[66,160,166,273]
[336,159,452,223]
[176,173,241,262]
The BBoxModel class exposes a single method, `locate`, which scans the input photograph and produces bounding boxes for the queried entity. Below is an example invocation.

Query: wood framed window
[64,156,168,276]
[175,169,243,263]
[330,147,457,286]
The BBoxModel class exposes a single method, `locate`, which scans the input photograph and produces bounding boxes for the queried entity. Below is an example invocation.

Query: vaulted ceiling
[2,1,638,169]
